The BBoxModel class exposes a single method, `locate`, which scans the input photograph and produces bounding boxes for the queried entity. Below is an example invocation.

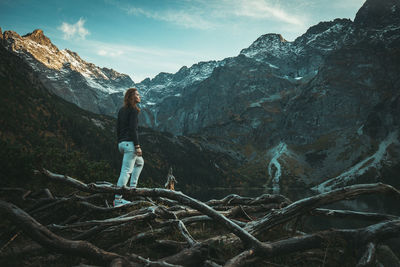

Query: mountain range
[1,0,400,196]
[0,41,240,194]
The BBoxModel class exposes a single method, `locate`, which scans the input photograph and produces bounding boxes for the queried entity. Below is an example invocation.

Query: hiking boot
[113,198,131,207]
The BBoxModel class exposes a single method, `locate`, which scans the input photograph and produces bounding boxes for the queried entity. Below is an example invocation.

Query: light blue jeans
[116,141,144,199]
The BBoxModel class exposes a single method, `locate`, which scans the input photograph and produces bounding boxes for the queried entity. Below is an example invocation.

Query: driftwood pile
[1,168,400,266]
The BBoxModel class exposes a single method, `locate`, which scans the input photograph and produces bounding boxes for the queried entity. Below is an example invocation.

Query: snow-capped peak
[240,33,289,59]
[2,29,133,94]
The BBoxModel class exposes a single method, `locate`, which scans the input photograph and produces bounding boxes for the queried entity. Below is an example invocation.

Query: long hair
[123,88,140,112]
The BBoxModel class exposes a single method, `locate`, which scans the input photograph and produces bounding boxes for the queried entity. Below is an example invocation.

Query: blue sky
[1,0,366,82]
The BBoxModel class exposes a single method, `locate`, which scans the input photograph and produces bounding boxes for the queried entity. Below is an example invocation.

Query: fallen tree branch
[225,219,400,266]
[174,220,198,247]
[245,183,400,237]
[80,199,153,212]
[51,206,161,230]
[40,168,265,250]
[40,169,93,193]
[206,194,290,207]
[72,225,110,240]
[160,243,210,266]
[108,226,171,251]
[356,242,376,267]
[311,208,399,222]
[49,211,156,230]
[128,253,184,267]
[156,240,188,251]
[0,200,130,265]
[0,231,21,253]
[224,249,255,267]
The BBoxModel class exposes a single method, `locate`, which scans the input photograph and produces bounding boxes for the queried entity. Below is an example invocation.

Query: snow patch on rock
[268,142,290,194]
[312,131,398,192]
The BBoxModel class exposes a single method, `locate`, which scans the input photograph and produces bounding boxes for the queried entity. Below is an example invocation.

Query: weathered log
[357,242,376,267]
[43,188,54,199]
[49,207,160,230]
[224,249,255,267]
[72,225,110,240]
[225,219,400,265]
[172,207,202,218]
[180,215,246,228]
[154,197,180,207]
[206,194,290,207]
[0,200,130,265]
[156,240,188,251]
[127,253,183,267]
[0,231,21,253]
[211,203,281,215]
[227,206,253,221]
[204,260,223,267]
[40,169,93,193]
[311,208,399,222]
[30,198,65,214]
[83,199,154,212]
[173,220,197,247]
[245,183,400,237]
[160,243,210,266]
[50,212,156,230]
[26,198,55,212]
[108,226,171,251]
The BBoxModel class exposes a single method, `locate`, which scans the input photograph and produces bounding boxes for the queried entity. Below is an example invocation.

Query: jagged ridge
[1,28,134,116]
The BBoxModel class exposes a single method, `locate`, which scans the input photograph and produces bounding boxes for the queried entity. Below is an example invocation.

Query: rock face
[354,0,400,28]
[137,18,354,136]
[2,29,133,116]
[135,0,400,193]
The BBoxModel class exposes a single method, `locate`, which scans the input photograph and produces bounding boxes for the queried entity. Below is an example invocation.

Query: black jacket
[117,106,139,145]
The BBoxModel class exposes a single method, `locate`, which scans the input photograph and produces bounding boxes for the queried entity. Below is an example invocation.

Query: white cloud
[125,6,214,29]
[121,0,306,31]
[97,48,123,57]
[98,49,107,56]
[231,0,305,26]
[59,18,90,40]
[91,41,192,57]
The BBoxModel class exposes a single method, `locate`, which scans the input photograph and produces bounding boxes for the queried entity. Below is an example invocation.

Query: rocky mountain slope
[136,17,354,134]
[134,0,400,194]
[0,28,133,116]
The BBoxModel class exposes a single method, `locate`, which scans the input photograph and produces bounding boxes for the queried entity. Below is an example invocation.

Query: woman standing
[114,88,144,207]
